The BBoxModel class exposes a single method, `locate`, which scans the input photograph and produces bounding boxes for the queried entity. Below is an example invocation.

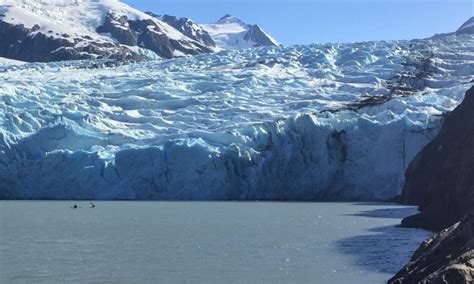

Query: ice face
[1,35,473,200]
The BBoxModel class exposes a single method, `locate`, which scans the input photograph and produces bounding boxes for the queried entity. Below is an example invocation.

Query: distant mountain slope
[149,13,216,47]
[432,16,474,39]
[0,1,279,62]
[456,17,474,35]
[202,14,279,49]
[0,0,212,62]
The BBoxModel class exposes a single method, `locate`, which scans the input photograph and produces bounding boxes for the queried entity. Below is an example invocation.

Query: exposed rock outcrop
[155,14,216,47]
[399,86,474,231]
[391,86,474,283]
[243,25,279,47]
[389,213,474,284]
[0,21,143,62]
[0,1,213,62]
[96,13,213,59]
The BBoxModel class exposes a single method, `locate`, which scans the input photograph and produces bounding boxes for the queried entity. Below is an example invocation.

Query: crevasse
[1,35,473,200]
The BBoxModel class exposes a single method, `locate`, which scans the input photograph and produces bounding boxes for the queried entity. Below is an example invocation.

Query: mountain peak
[202,13,279,49]
[216,14,245,25]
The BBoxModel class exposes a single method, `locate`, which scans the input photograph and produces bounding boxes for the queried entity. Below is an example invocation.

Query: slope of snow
[1,35,473,200]
[0,0,209,56]
[202,15,279,49]
[0,57,24,65]
[3,0,134,42]
[203,22,251,49]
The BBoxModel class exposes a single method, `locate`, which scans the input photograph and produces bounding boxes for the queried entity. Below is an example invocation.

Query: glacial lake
[0,201,430,283]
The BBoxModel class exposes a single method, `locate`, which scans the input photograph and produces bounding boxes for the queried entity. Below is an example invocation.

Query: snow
[202,15,279,49]
[0,0,206,52]
[203,22,253,49]
[0,57,25,65]
[0,34,473,200]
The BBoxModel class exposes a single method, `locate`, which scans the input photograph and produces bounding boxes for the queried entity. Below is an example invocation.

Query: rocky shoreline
[389,213,474,283]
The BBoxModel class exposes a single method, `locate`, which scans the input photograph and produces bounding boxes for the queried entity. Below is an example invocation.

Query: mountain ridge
[147,12,217,48]
[0,1,279,62]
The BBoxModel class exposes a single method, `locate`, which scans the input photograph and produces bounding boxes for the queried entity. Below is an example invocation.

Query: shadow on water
[336,207,431,274]
[348,206,420,219]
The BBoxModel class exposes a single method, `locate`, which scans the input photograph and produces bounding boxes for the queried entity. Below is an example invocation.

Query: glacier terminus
[0,34,473,200]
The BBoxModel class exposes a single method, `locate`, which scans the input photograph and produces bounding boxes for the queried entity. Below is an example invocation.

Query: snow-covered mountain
[0,0,213,62]
[0,1,279,62]
[1,34,472,200]
[202,14,279,49]
[150,13,216,47]
[150,13,279,50]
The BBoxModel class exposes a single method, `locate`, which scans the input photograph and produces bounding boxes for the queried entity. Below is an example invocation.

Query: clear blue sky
[123,0,473,45]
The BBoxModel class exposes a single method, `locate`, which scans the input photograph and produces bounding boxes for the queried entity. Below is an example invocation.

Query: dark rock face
[97,12,213,59]
[399,86,474,231]
[389,213,474,284]
[0,21,143,62]
[243,25,277,47]
[157,14,216,47]
[0,11,213,62]
[96,13,137,46]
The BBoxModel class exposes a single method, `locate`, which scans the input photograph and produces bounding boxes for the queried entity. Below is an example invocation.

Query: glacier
[0,35,473,200]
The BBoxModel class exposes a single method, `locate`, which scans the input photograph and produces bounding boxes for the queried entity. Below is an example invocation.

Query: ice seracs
[0,34,473,200]
[202,14,280,49]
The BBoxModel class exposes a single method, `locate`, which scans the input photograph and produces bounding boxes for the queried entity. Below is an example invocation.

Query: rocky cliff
[157,14,216,47]
[391,86,474,283]
[0,21,143,62]
[399,86,474,231]
[96,12,213,59]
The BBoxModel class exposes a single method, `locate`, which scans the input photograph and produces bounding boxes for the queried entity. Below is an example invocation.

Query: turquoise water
[0,201,430,283]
